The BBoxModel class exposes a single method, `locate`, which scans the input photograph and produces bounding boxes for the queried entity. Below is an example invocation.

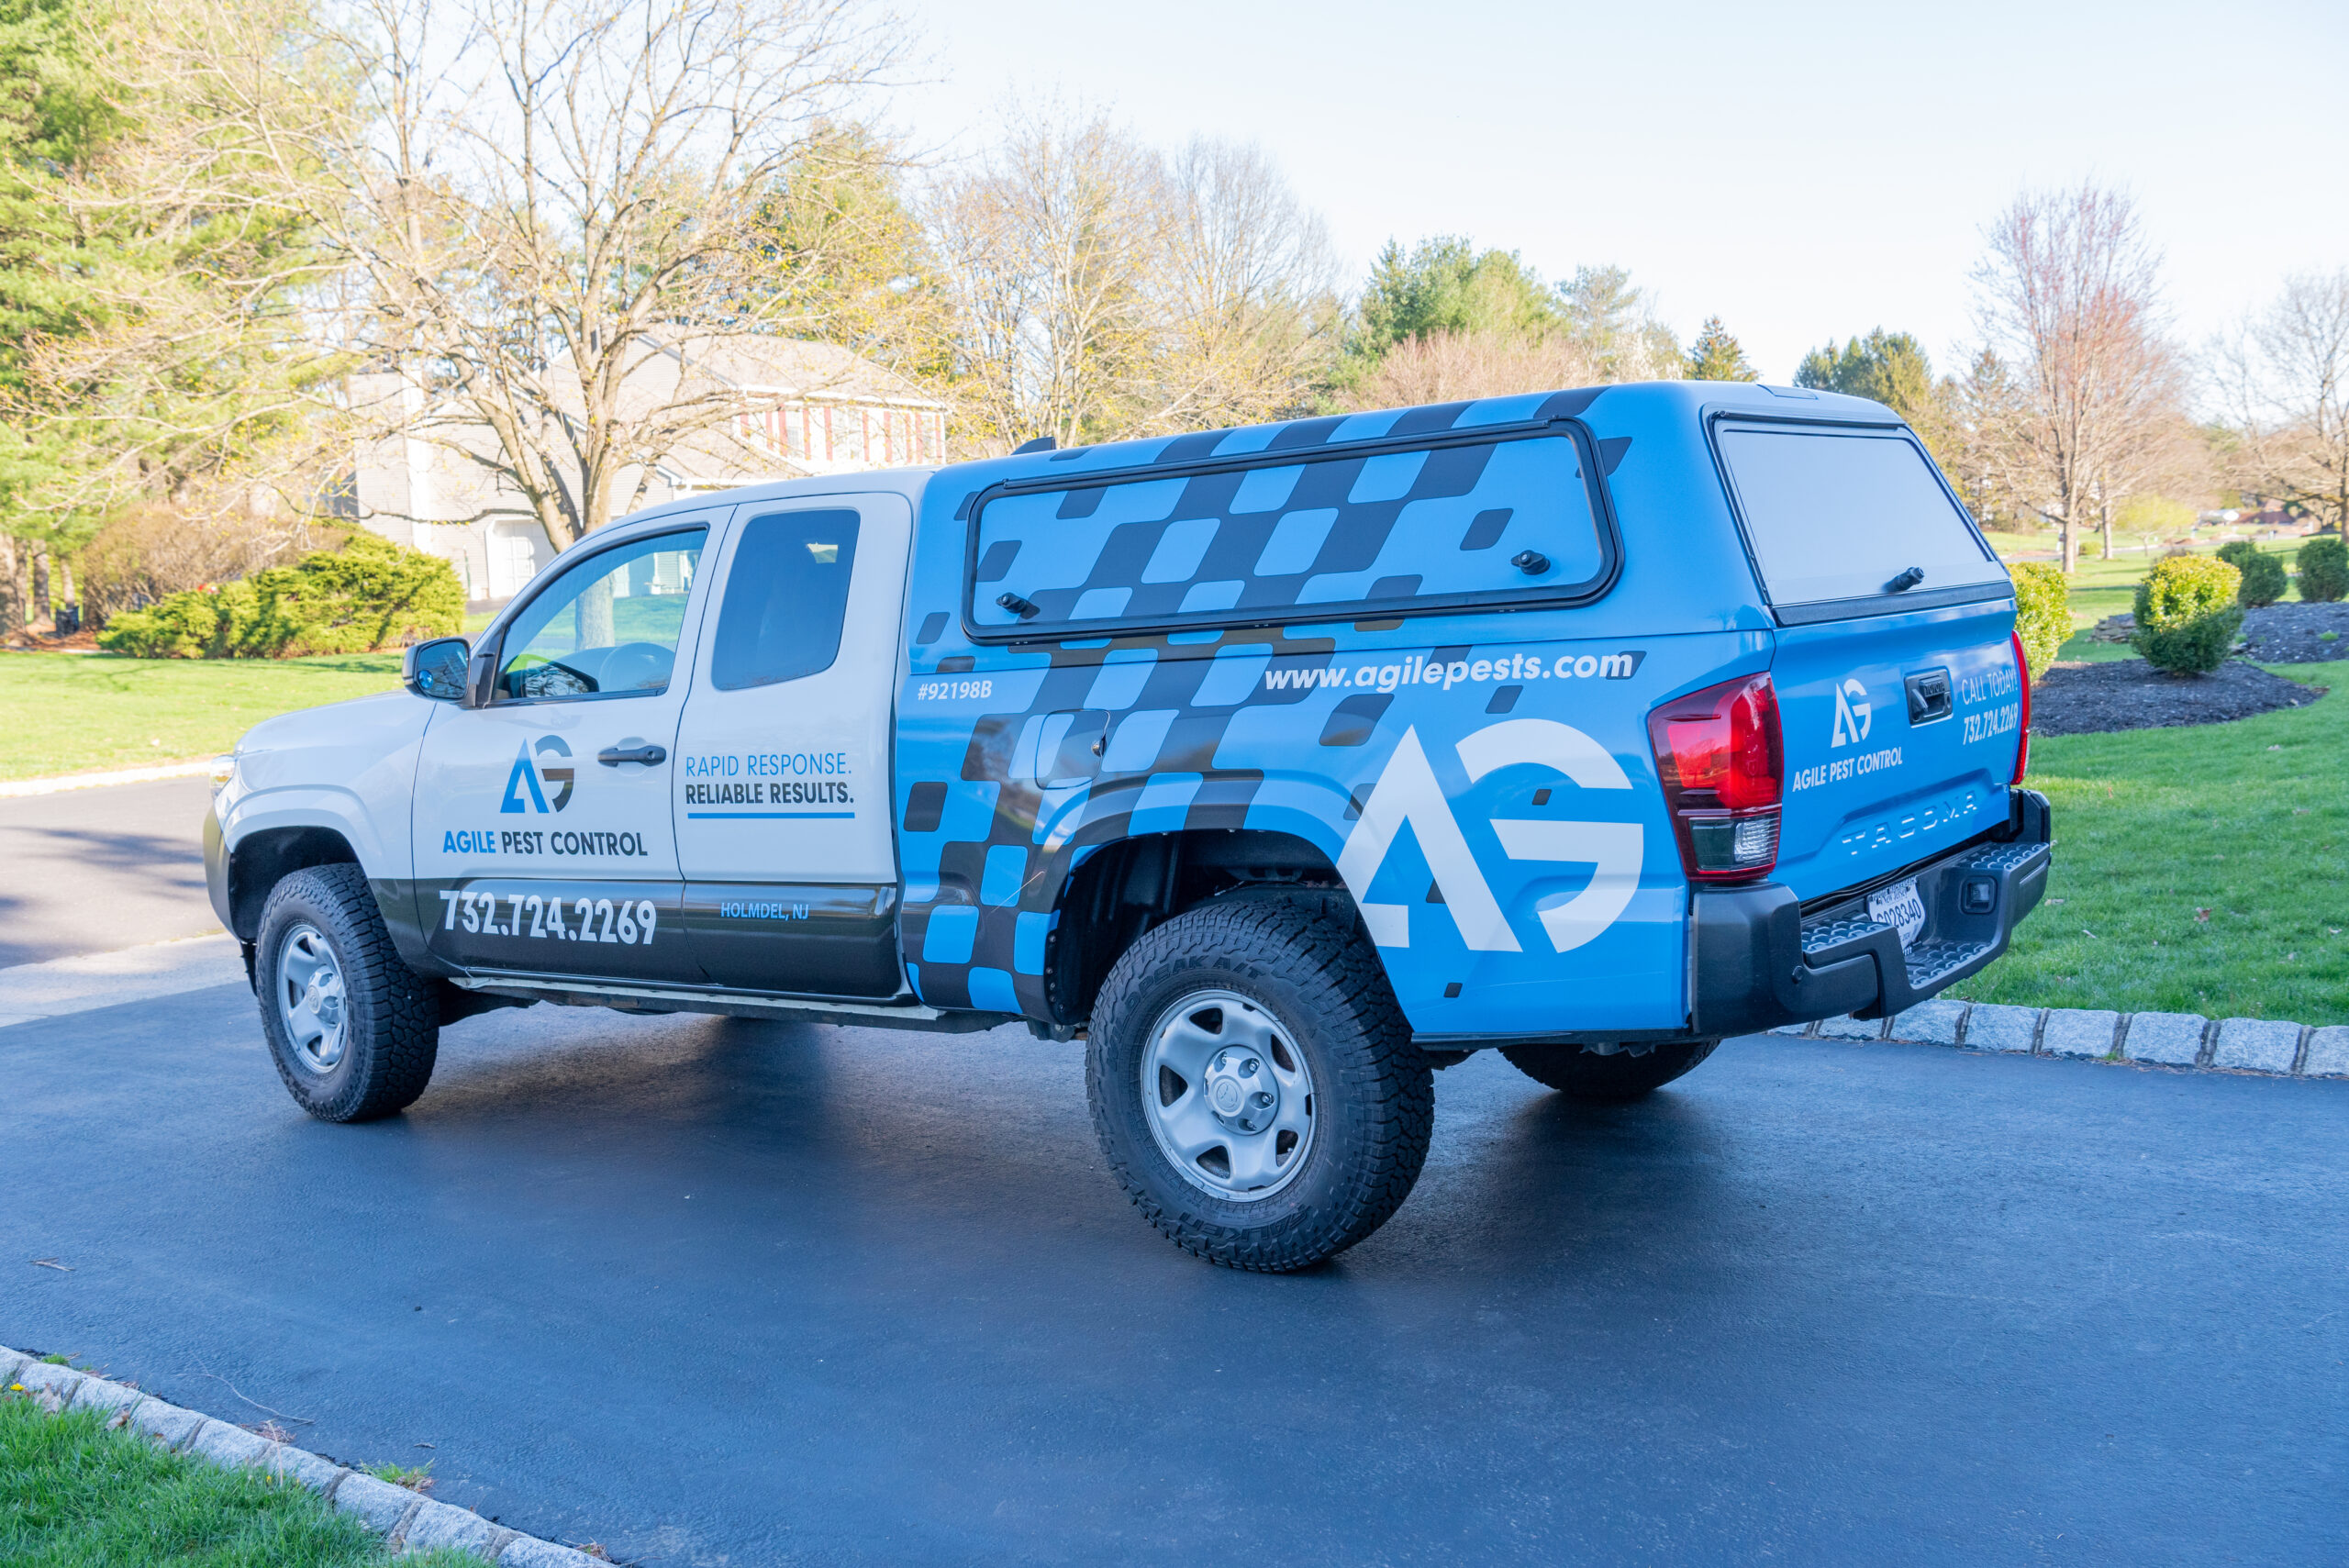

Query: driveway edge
[0,1348,603,1564]
[1774,1003,2348,1080]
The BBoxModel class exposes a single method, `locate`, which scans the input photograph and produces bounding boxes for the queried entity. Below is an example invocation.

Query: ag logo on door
[502,735,575,814]
[1831,678,1873,748]
[1337,718,1642,955]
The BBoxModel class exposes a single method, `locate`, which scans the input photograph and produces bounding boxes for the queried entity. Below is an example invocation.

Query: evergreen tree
[1686,316,1758,381]
[1352,235,1556,361]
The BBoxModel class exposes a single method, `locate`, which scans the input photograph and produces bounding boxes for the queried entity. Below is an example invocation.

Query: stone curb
[1771,1004,2349,1080]
[0,1347,602,1564]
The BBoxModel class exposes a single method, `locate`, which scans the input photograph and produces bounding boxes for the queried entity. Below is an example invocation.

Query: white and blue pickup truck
[207,379,2051,1270]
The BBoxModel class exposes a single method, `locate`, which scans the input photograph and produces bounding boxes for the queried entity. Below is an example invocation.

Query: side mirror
[404,637,471,701]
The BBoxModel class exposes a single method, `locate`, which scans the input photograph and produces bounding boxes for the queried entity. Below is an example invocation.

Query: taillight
[1646,673,1783,883]
[2009,630,2032,784]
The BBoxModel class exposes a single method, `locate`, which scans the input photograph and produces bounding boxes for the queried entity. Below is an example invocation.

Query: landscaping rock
[0,1349,27,1385]
[2031,658,2320,737]
[1888,999,1966,1046]
[71,1377,143,1421]
[15,1362,88,1410]
[190,1420,273,1469]
[1814,1013,1883,1040]
[398,1497,500,1555]
[262,1441,347,1493]
[2212,1018,2301,1073]
[1767,1021,1813,1037]
[1964,1003,2042,1053]
[2123,1012,2208,1067]
[331,1472,424,1536]
[2042,1009,2121,1060]
[2305,1027,2349,1078]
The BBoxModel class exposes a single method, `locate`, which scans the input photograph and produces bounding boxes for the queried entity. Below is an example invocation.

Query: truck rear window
[965,429,1612,639]
[1715,426,2006,607]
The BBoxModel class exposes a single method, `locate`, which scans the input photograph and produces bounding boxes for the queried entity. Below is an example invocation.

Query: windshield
[1716,426,2006,606]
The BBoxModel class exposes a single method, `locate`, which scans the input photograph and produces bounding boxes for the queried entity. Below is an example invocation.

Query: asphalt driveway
[0,775,217,965]
[4,985,2343,1565]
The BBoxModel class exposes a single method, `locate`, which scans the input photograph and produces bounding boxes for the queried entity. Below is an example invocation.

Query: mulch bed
[2033,659,2324,737]
[2240,601,2349,662]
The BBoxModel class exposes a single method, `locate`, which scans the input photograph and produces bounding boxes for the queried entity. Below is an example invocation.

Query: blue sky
[890,0,2349,384]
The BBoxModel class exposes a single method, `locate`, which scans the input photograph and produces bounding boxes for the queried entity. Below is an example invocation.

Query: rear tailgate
[1712,419,2024,901]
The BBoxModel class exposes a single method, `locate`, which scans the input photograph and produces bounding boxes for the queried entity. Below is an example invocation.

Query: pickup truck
[207,378,2051,1271]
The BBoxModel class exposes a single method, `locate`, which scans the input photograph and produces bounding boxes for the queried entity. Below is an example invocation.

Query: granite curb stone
[1961,1003,2041,1053]
[0,1349,603,1564]
[2212,1018,2301,1073]
[2041,1009,2121,1061]
[2122,1012,2207,1067]
[1787,1003,2345,1080]
[2307,1027,2349,1078]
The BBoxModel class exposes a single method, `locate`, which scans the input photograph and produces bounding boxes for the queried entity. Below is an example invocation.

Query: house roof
[626,331,944,408]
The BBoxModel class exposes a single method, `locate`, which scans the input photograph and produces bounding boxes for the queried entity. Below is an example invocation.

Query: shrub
[97,533,462,659]
[2008,562,2069,680]
[2132,554,2243,675]
[76,505,339,628]
[2297,534,2349,603]
[2214,539,2285,606]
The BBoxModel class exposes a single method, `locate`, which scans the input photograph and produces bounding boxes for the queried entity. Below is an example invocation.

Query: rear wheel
[255,863,440,1122]
[1086,896,1433,1272]
[1500,1040,1718,1103]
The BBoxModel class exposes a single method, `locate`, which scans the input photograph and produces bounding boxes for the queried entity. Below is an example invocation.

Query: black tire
[1086,896,1433,1272]
[1500,1040,1718,1103]
[254,862,440,1122]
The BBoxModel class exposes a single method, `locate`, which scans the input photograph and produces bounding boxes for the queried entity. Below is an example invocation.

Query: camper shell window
[963,426,1616,639]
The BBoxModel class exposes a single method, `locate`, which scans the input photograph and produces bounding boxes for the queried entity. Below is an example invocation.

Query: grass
[0,651,402,780]
[1949,659,2347,1024]
[1998,538,2321,665]
[0,1389,484,1567]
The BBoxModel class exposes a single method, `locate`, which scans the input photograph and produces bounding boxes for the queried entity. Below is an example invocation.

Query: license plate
[1868,877,1927,950]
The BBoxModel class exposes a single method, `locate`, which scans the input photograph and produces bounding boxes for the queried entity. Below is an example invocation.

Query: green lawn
[0,652,402,780]
[1949,659,2346,1024]
[0,1391,481,1567]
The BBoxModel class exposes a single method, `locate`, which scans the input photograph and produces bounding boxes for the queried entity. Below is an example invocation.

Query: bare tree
[2213,268,2349,533]
[1971,183,2187,572]
[927,109,1336,451]
[1338,330,1600,412]
[117,0,903,553]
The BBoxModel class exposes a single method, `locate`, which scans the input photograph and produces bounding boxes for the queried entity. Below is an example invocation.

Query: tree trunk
[2099,499,2112,561]
[2058,511,2077,573]
[32,546,50,625]
[574,573,616,651]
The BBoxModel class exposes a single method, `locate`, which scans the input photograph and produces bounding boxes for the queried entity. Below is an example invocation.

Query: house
[348,335,950,606]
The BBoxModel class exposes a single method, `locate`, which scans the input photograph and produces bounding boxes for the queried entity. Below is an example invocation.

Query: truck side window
[708,509,863,690]
[495,529,706,703]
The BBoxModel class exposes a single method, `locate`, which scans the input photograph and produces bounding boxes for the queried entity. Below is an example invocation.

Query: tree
[2212,268,2349,534]
[1794,328,1960,469]
[1353,236,1555,360]
[1971,183,2188,573]
[928,108,1336,451]
[1686,316,1757,381]
[134,0,905,553]
[1555,264,1682,382]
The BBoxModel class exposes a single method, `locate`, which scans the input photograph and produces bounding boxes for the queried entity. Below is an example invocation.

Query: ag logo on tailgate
[1831,678,1873,747]
[1337,719,1642,955]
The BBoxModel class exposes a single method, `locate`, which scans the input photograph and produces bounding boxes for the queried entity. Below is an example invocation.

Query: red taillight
[2009,629,2032,784]
[1646,673,1783,883]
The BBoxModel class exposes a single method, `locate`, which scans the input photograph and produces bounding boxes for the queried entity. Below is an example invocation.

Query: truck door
[411,520,715,982]
[1712,418,2024,923]
[670,495,912,996]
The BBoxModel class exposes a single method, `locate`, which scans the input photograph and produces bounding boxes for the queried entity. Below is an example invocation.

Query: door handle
[598,744,668,766]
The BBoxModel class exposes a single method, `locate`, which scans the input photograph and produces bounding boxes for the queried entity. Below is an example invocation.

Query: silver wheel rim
[276,923,350,1075]
[1140,988,1314,1203]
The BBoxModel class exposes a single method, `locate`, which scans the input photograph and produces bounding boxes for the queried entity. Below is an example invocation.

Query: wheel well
[1044,828,1352,1026]
[228,827,360,941]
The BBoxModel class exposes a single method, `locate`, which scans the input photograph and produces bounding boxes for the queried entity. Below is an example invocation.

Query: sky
[885,0,2349,385]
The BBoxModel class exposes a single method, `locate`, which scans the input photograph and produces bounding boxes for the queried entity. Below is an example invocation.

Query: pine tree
[1686,316,1758,382]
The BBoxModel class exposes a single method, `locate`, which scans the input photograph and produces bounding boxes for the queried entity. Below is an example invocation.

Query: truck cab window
[709,509,863,690]
[495,529,706,702]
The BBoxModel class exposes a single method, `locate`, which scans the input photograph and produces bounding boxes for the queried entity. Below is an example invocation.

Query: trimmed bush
[2132,554,2243,675]
[97,533,462,659]
[2297,534,2349,603]
[2214,539,2285,606]
[2008,562,2069,680]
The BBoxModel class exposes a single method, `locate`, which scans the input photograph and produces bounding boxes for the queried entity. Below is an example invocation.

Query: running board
[449,974,1017,1033]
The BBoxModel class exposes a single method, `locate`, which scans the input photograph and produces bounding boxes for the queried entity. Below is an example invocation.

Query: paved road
[4,987,2342,1565]
[0,776,217,964]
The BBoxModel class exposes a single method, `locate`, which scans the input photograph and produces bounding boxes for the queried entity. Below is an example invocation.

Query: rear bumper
[1689,789,2052,1038]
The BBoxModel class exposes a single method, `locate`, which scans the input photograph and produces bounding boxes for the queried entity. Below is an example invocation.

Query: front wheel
[1086,896,1433,1272]
[1500,1040,1718,1103]
[255,863,440,1122]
